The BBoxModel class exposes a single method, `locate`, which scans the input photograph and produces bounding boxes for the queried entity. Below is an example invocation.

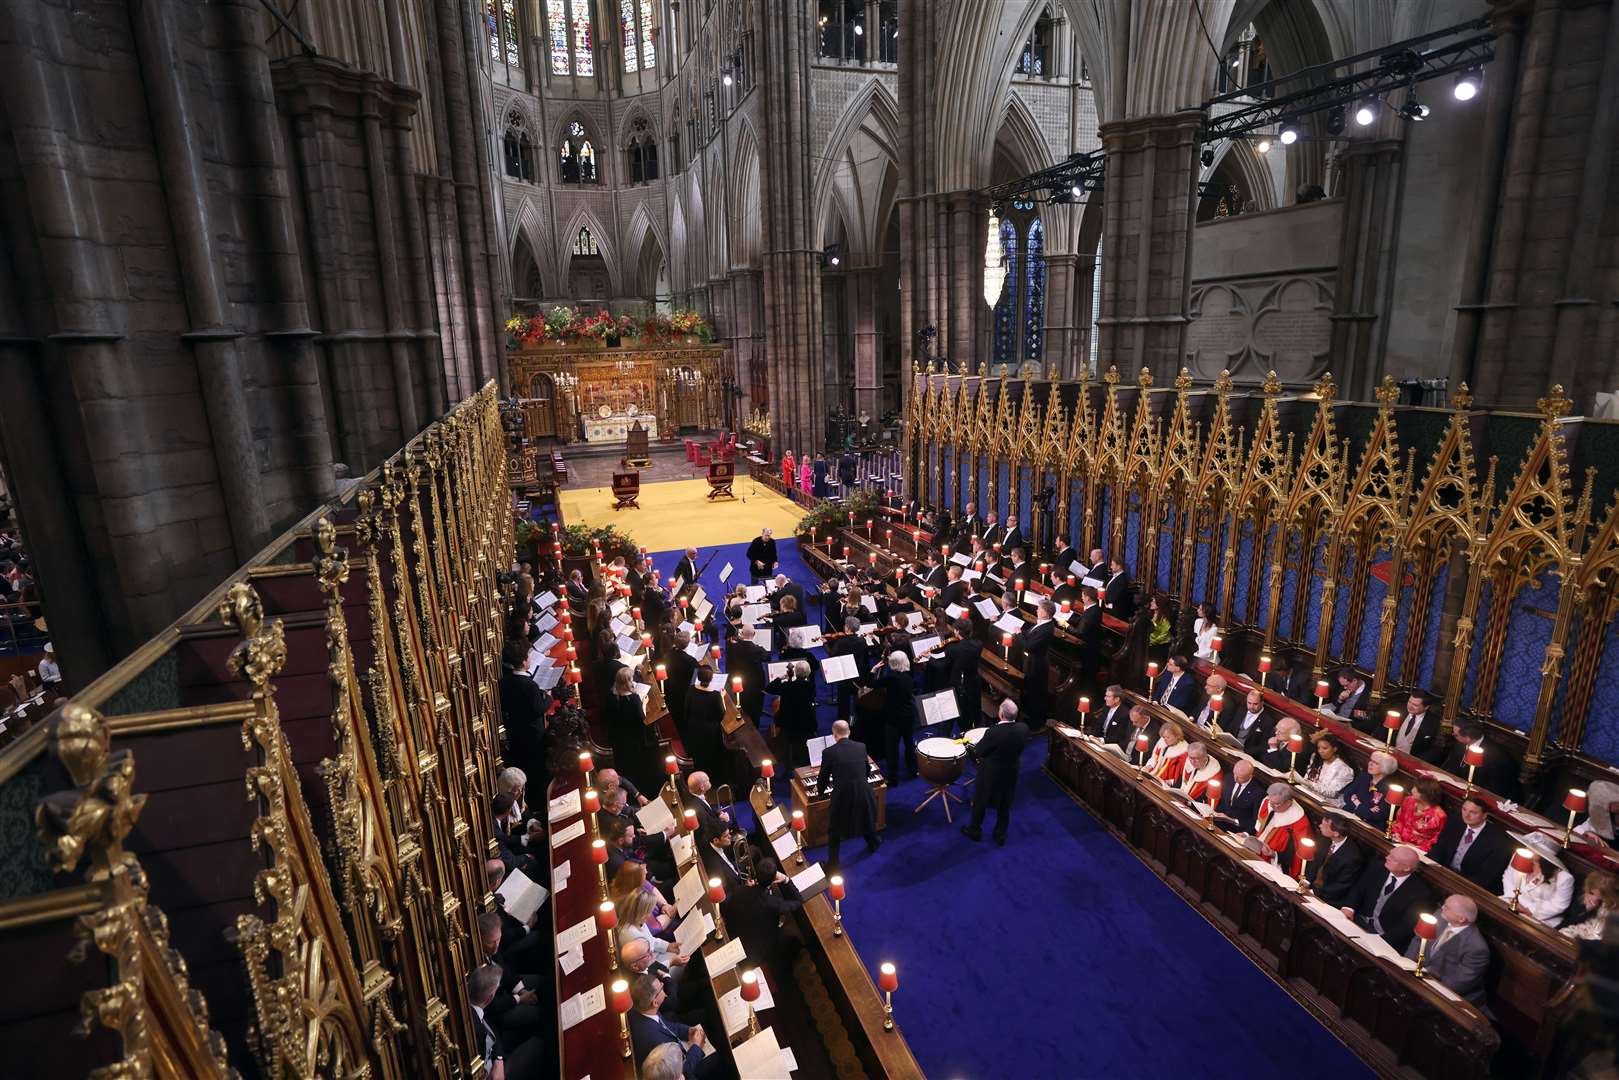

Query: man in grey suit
[1403,894,1491,1007]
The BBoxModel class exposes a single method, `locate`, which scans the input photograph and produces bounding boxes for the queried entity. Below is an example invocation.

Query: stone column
[1096,111,1201,382]
[849,267,883,417]
[1042,253,1078,378]
[1328,139,1402,401]
[1072,246,1098,375]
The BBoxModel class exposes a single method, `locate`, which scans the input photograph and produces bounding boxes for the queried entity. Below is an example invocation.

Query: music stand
[706,460,736,500]
[612,470,641,510]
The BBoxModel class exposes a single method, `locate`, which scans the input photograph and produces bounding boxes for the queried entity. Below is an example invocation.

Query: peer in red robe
[1255,787,1312,876]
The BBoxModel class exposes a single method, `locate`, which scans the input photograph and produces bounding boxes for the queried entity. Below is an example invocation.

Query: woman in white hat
[1572,781,1619,848]
[1500,832,1575,927]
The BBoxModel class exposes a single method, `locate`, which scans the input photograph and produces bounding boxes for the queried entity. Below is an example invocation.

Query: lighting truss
[982,149,1105,209]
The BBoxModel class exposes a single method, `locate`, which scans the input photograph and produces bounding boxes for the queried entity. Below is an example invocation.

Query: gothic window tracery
[503,109,536,182]
[620,0,657,72]
[487,0,524,68]
[546,0,595,76]
[560,121,599,183]
[1018,7,1052,77]
[991,202,1046,369]
[574,227,600,256]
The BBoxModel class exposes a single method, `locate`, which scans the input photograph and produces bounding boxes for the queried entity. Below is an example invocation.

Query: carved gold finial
[1311,371,1337,401]
[1538,384,1572,421]
[219,583,286,695]
[1261,370,1283,396]
[1452,382,1474,410]
[1213,369,1234,395]
[1374,374,1400,407]
[37,704,147,880]
[1174,367,1193,392]
[1138,367,1153,390]
[1104,364,1120,386]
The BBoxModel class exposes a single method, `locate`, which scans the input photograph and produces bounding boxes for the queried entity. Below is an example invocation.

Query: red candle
[1209,633,1223,653]
[1414,912,1438,941]
[1287,733,1304,753]
[1383,709,1403,731]
[869,552,878,567]
[942,545,952,559]
[610,978,632,1015]
[1067,574,1077,586]
[843,545,850,560]
[561,627,574,642]
[591,838,608,865]
[1298,836,1317,863]
[668,576,678,589]
[683,808,698,833]
[559,596,570,611]
[1511,847,1535,874]
[1014,578,1025,594]
[642,632,653,650]
[1210,693,1224,711]
[1147,662,1160,679]
[740,968,762,1003]
[1206,778,1222,806]
[1060,600,1071,614]
[878,962,898,993]
[655,664,668,682]
[707,877,726,904]
[1135,732,1150,753]
[1259,655,1272,673]
[1078,696,1091,714]
[731,675,744,695]
[1566,788,1589,813]
[761,759,775,780]
[992,543,1002,554]
[632,606,642,622]
[583,787,601,813]
[1385,783,1406,806]
[665,755,679,776]
[1464,743,1485,767]
[579,750,594,773]
[886,528,893,544]
[564,645,577,661]
[1315,679,1330,698]
[596,899,618,931]
[711,645,723,660]
[790,810,805,833]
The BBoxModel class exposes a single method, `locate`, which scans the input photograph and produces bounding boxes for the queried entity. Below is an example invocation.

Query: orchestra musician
[822,719,880,868]
[673,547,699,589]
[942,617,985,733]
[961,699,1030,846]
[826,616,874,722]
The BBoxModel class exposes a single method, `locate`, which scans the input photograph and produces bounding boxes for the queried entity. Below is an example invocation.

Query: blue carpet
[649,542,1375,1080]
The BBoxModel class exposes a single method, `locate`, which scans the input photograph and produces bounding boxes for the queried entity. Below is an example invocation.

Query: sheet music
[1082,575,1105,589]
[771,830,799,862]
[636,797,676,834]
[551,818,586,848]
[671,832,695,867]
[742,603,773,624]
[919,689,959,726]
[995,612,1025,634]
[720,976,777,1037]
[548,789,581,822]
[974,598,1000,619]
[616,634,641,656]
[675,908,713,958]
[533,665,564,690]
[496,867,549,925]
[950,552,973,566]
[693,598,713,623]
[745,585,768,602]
[760,806,787,834]
[703,672,728,692]
[753,629,773,652]
[609,598,627,617]
[962,568,983,581]
[732,1027,789,1080]
[767,661,793,681]
[789,862,826,895]
[820,654,859,683]
[534,612,558,634]
[558,945,584,974]
[672,576,686,594]
[720,562,735,583]
[611,616,633,636]
[860,595,878,613]
[559,985,605,1031]
[787,625,824,649]
[632,681,652,706]
[693,586,708,607]
[675,865,704,915]
[911,635,941,659]
[1069,561,1088,579]
[858,622,879,638]
[679,620,695,635]
[684,641,708,662]
[536,591,558,610]
[707,935,747,976]
[905,611,926,632]
[557,916,596,954]
[945,603,966,619]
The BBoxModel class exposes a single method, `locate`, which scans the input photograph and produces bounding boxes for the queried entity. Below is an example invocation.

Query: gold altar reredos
[507,343,727,442]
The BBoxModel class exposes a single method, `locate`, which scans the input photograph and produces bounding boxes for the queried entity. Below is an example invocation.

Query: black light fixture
[1354,99,1378,127]
[1399,90,1431,121]
[820,244,843,269]
[1325,104,1346,136]
[1452,67,1481,101]
[1278,117,1301,145]
[1200,148,1215,167]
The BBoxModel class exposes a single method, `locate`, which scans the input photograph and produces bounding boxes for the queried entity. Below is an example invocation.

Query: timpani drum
[916,737,966,786]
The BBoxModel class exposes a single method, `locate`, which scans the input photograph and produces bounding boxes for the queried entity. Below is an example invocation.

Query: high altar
[507,342,727,443]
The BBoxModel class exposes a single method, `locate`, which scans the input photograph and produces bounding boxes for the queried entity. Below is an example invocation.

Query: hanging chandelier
[983,209,1006,308]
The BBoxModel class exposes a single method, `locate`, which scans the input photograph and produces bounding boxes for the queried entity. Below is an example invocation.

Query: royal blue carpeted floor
[649,539,1375,1080]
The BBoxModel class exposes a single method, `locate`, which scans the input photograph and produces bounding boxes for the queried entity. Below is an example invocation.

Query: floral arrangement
[505,306,716,348]
[797,489,882,539]
[559,523,640,560]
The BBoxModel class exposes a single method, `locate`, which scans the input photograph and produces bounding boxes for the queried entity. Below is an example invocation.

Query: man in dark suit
[1212,759,1266,833]
[661,632,699,728]
[564,568,590,606]
[467,964,550,1080]
[910,553,947,606]
[1001,516,1025,559]
[1229,688,1276,757]
[746,527,778,581]
[765,660,818,770]
[1392,690,1444,761]
[1052,535,1080,578]
[1342,845,1435,955]
[1020,600,1058,729]
[1428,797,1515,890]
[822,720,880,868]
[1092,684,1131,744]
[1070,585,1105,699]
[1402,895,1491,1006]
[1005,550,1031,589]
[1327,668,1372,729]
[497,642,549,778]
[727,625,770,723]
[1122,704,1161,765]
[1103,555,1135,619]
[961,699,1030,845]
[627,972,714,1075]
[1191,673,1241,734]
[1313,813,1365,907]
[954,501,982,547]
[939,566,968,611]
[981,511,1004,549]
[673,547,700,589]
[1265,653,1314,704]
[681,665,728,777]
[685,771,731,837]
[942,617,984,733]
[1154,654,1198,713]
[827,616,874,722]
[771,573,807,614]
[1437,720,1518,797]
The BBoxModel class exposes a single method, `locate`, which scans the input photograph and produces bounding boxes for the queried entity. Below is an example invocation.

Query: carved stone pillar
[849,267,884,417]
[1097,111,1201,381]
[1041,253,1079,378]
[1328,139,1402,402]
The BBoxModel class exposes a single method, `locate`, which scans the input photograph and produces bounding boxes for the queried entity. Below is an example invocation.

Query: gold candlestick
[1413,936,1430,979]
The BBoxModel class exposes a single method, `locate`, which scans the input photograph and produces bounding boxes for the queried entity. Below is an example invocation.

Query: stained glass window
[502,1,521,66]
[641,0,656,68]
[573,1,594,76]
[993,218,1018,366]
[622,0,638,71]
[548,0,569,73]
[487,1,501,61]
[1024,220,1046,364]
[575,228,599,256]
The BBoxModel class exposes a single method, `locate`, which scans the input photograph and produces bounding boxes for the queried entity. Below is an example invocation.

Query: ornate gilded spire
[1261,369,1283,396]
[1311,370,1337,401]
[1451,381,1473,410]
[1374,374,1400,408]
[1137,366,1153,390]
[1538,383,1571,422]
[37,704,147,880]
[1174,367,1193,391]
[1213,369,1234,395]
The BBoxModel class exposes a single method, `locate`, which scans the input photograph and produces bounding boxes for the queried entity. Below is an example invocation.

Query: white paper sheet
[693,599,713,623]
[995,612,1025,634]
[551,818,586,849]
[1082,575,1105,589]
[759,806,787,834]
[974,598,1000,619]
[703,672,728,692]
[720,562,734,583]
[752,629,773,652]
[905,611,926,632]
[771,830,800,863]
[720,977,777,1036]
[670,832,695,867]
[962,568,983,582]
[745,585,768,602]
[944,603,967,619]
[675,909,714,958]
[767,661,792,681]
[789,862,825,894]
[636,797,676,835]
[911,635,941,659]
[560,985,605,1030]
[707,935,747,976]
[536,591,558,610]
[557,916,596,954]
[558,945,584,974]
[534,612,558,634]
[684,641,708,662]
[742,603,773,624]
[548,789,581,822]
[1068,561,1088,579]
[610,598,627,617]
[675,865,704,916]
[732,1027,790,1080]
[860,595,878,613]
[496,867,549,925]
[821,654,859,683]
[787,625,824,649]
[919,690,959,726]
[950,552,973,566]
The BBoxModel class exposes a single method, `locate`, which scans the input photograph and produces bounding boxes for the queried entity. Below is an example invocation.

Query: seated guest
[1313,813,1365,907]
[1191,673,1239,733]
[620,939,697,1023]
[1230,688,1275,757]
[617,889,688,972]
[491,793,537,873]
[1262,717,1315,777]
[1091,684,1132,745]
[602,786,677,885]
[1561,871,1619,940]
[1323,668,1371,728]
[1146,721,1189,783]
[597,767,649,807]
[1123,704,1160,763]
[1174,742,1221,800]
[1436,719,1518,797]
[1341,845,1435,954]
[1403,895,1490,1006]
[685,770,730,836]
[467,963,547,1079]
[1572,780,1619,849]
[1264,653,1311,703]
[1146,594,1174,659]
[602,816,655,890]
[1341,751,1400,828]
[1428,797,1514,890]
[1301,735,1355,804]
[35,643,61,689]
[641,1042,689,1080]
[627,972,713,1075]
[1390,779,1448,853]
[610,861,674,934]
[565,568,590,606]
[1255,783,1312,875]
[1154,654,1198,713]
[1213,759,1266,833]
[1391,690,1444,761]
[1500,837,1575,927]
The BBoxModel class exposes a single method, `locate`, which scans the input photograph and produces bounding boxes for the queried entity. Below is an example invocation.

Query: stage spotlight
[1399,92,1431,121]
[1278,118,1300,145]
[853,22,863,35]
[1256,137,1272,154]
[1200,148,1215,167]
[1354,100,1377,127]
[1070,183,1082,197]
[1325,105,1346,136]
[1453,69,1481,101]
[722,71,733,87]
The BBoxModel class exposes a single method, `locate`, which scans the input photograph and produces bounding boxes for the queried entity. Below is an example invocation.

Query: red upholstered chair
[684,438,697,462]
